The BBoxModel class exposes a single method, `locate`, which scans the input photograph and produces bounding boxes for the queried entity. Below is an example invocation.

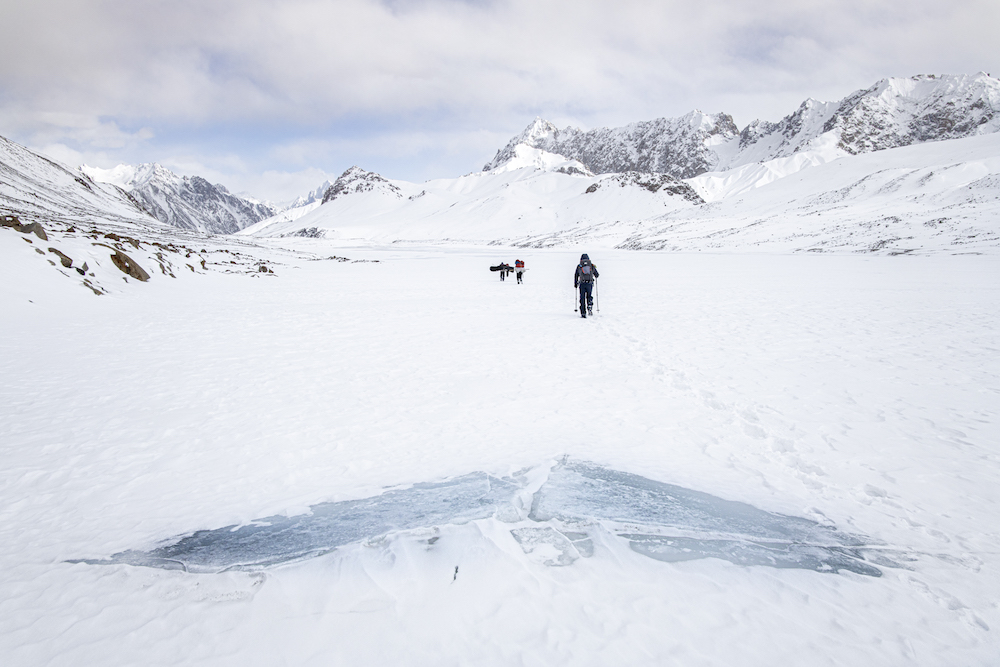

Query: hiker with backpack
[514,259,525,284]
[491,262,512,280]
[574,253,599,318]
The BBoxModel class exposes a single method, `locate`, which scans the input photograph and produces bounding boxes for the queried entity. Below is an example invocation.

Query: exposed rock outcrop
[322,167,403,203]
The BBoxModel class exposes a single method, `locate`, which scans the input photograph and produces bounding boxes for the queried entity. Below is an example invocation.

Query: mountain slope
[615,131,1000,254]
[1,135,154,229]
[81,163,278,235]
[241,160,703,243]
[243,132,1000,254]
[1,135,303,297]
[731,73,1000,167]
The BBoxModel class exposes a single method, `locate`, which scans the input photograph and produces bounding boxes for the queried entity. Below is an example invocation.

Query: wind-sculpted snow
[530,461,887,576]
[75,462,892,576]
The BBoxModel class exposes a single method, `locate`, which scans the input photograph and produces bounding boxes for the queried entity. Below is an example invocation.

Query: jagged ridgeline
[78,164,280,235]
[483,73,1000,178]
[5,72,999,249]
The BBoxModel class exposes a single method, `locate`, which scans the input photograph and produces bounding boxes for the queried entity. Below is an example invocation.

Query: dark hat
[580,253,589,260]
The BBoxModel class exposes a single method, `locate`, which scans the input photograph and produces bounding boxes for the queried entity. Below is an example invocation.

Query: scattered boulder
[2,215,49,240]
[22,223,48,240]
[110,250,150,282]
[48,247,73,268]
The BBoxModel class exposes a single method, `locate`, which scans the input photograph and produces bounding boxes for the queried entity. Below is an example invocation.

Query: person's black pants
[578,282,593,312]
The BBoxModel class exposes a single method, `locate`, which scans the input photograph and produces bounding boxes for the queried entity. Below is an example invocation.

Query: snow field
[2,245,999,665]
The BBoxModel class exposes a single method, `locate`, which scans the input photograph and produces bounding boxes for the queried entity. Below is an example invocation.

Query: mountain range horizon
[58,72,999,239]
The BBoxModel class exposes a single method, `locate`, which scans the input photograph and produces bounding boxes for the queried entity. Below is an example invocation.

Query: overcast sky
[2,0,998,201]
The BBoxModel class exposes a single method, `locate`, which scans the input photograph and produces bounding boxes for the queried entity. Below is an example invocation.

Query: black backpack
[579,259,594,281]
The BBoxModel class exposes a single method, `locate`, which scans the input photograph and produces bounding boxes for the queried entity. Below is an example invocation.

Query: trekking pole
[573,286,578,312]
[596,280,600,313]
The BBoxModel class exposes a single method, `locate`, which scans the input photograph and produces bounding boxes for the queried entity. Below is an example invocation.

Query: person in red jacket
[514,259,525,284]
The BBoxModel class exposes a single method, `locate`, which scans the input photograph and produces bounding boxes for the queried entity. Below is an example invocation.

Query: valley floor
[2,244,999,665]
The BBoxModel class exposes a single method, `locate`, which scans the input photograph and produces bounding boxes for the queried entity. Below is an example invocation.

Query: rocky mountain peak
[321,167,402,204]
[486,73,1000,181]
[81,162,278,234]
[484,112,740,178]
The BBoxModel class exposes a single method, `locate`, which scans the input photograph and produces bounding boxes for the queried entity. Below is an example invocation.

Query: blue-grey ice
[75,472,521,572]
[530,460,886,576]
[75,460,893,576]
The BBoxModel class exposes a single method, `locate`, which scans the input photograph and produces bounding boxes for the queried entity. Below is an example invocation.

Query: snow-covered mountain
[321,166,404,203]
[484,113,740,179]
[241,179,338,237]
[488,73,1000,180]
[242,125,1000,253]
[732,73,1000,166]
[1,134,154,230]
[240,159,704,243]
[8,72,999,255]
[281,180,333,210]
[1,134,301,296]
[81,163,278,235]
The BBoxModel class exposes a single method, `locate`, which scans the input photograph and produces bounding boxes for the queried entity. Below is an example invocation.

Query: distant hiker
[490,262,512,280]
[574,253,599,317]
[515,259,525,284]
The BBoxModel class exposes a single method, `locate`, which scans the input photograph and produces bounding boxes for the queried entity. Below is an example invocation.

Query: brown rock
[2,215,48,240]
[22,223,48,241]
[110,250,150,281]
[48,247,73,268]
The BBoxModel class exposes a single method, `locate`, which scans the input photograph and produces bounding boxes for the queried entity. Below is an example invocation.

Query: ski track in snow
[2,243,999,665]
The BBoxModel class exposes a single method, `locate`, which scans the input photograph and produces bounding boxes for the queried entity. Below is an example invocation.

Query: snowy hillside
[1,134,154,229]
[241,131,1000,254]
[587,132,1000,254]
[1,134,330,297]
[240,157,703,244]
[731,73,1000,168]
[81,163,278,235]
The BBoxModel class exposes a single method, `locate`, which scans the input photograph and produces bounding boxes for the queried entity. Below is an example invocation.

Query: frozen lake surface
[2,244,998,666]
[81,460,892,577]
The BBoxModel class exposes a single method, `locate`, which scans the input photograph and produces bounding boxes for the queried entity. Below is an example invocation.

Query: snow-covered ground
[2,241,998,665]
